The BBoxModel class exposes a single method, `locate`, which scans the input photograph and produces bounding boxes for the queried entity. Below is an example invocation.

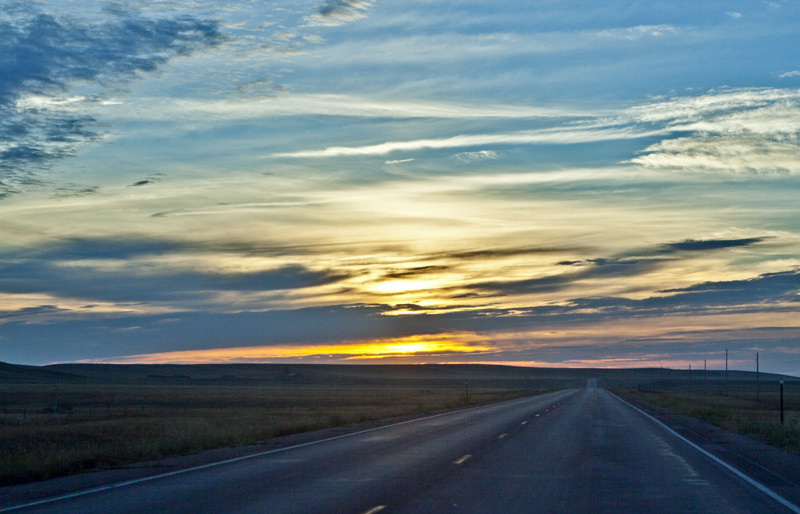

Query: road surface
[3,384,798,513]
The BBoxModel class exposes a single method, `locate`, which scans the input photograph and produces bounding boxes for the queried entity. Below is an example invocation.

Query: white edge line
[610,391,800,514]
[1,389,576,512]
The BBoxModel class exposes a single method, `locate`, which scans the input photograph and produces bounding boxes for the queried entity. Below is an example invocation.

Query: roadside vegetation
[621,383,800,456]
[4,362,795,486]
[0,382,542,485]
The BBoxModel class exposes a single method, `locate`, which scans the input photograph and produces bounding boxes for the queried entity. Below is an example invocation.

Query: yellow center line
[521,421,528,425]
[498,433,508,439]
[363,506,386,514]
[454,454,472,465]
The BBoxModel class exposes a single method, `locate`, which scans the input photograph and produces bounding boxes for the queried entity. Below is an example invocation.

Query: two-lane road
[394,385,797,513]
[3,384,798,513]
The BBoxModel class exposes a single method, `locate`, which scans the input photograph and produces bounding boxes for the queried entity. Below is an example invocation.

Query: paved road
[3,385,798,514]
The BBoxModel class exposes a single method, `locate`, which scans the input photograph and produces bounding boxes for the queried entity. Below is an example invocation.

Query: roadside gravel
[621,393,800,509]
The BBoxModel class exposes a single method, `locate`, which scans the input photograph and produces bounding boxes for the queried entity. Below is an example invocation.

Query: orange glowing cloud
[85,334,493,364]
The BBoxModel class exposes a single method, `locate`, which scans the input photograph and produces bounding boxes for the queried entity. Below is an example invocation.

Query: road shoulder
[618,391,800,508]
[0,410,430,509]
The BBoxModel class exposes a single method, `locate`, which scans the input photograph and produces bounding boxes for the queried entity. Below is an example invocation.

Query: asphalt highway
[4,384,798,514]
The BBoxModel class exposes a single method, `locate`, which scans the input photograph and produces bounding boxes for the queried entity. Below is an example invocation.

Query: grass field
[620,380,800,456]
[0,363,562,486]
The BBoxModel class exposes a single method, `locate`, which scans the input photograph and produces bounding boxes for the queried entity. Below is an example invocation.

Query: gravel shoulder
[619,392,800,508]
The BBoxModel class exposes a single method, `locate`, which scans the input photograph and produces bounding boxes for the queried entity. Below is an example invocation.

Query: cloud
[627,88,800,126]
[306,0,374,27]
[5,268,799,365]
[0,304,398,363]
[0,238,351,305]
[1,231,798,366]
[661,237,766,252]
[596,25,679,40]
[627,88,800,175]
[436,246,580,261]
[383,266,451,279]
[98,94,591,121]
[651,270,800,313]
[306,25,684,66]
[128,174,163,187]
[50,185,100,199]
[257,88,800,164]
[452,150,500,162]
[452,236,774,298]
[272,124,666,158]
[631,135,800,175]
[0,4,228,197]
[462,256,667,297]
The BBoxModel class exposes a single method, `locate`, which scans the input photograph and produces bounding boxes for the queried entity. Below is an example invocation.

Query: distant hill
[1,362,795,388]
[0,361,87,384]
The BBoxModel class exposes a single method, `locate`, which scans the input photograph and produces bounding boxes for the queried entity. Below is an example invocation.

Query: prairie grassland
[622,385,800,455]
[0,382,539,485]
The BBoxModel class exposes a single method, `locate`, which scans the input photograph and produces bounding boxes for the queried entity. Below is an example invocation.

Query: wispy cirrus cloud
[627,88,800,175]
[452,150,500,163]
[267,88,800,169]
[89,94,592,121]
[271,125,666,158]
[631,135,800,175]
[0,3,228,198]
[305,25,684,65]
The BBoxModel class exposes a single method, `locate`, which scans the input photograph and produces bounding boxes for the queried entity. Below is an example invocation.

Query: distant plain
[1,362,797,486]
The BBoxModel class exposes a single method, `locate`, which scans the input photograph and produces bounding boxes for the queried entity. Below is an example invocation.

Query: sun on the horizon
[82,335,493,365]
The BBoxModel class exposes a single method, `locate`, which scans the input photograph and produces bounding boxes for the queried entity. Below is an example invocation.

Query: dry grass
[0,382,539,485]
[622,387,800,455]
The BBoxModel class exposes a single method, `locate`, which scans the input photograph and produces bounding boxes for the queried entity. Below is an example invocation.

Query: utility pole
[780,380,785,425]
[757,353,760,403]
[704,359,707,392]
[689,364,692,392]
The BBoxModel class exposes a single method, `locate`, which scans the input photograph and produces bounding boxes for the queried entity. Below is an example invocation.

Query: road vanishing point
[3,380,800,513]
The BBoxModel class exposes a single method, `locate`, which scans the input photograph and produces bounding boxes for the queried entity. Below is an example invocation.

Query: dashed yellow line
[363,506,386,514]
[454,454,472,465]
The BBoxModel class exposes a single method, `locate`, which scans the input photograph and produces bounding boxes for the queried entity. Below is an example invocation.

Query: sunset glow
[2,0,800,375]
[85,337,494,365]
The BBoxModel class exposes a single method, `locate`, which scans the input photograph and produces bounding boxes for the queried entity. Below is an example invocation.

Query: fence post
[780,380,785,425]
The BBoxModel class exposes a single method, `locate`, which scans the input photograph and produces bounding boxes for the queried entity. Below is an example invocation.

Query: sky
[1,0,800,374]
